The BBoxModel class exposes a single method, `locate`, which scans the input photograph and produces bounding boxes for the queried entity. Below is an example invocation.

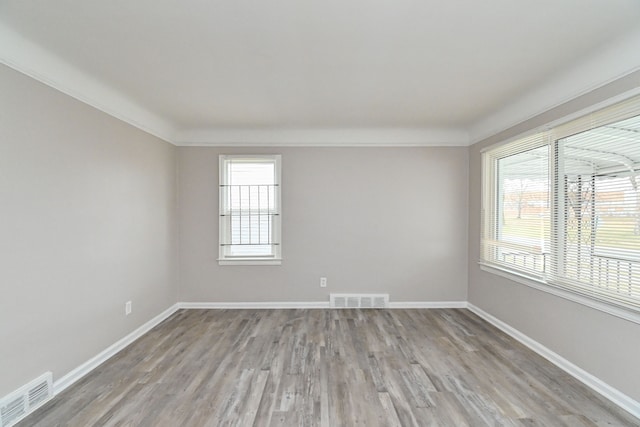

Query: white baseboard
[467,303,640,420]
[389,301,468,309]
[53,303,180,395]
[179,301,468,309]
[179,301,331,309]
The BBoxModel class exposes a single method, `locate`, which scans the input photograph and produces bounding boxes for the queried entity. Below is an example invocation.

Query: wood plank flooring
[18,309,639,426]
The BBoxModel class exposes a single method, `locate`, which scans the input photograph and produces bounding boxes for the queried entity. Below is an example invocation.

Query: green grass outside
[501,216,640,250]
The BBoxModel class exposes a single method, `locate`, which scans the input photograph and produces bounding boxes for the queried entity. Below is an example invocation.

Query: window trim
[481,133,550,281]
[480,91,640,321]
[218,154,282,266]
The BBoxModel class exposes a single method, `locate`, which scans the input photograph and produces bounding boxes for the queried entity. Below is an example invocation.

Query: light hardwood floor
[19,309,639,426]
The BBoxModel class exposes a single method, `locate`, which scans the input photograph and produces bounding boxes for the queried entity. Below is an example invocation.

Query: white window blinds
[219,155,281,263]
[549,112,640,309]
[482,94,640,312]
[481,133,550,278]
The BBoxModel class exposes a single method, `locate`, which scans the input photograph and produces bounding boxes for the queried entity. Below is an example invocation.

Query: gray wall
[0,64,178,397]
[178,146,469,303]
[468,70,640,402]
[4,49,638,408]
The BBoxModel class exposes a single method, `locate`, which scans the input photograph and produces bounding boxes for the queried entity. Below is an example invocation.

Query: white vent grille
[330,293,389,308]
[0,372,52,427]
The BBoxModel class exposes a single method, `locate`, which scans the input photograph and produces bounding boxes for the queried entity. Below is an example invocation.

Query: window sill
[218,258,282,266]
[478,261,640,325]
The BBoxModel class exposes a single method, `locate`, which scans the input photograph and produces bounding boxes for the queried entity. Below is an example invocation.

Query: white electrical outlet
[125,301,132,315]
[320,277,327,288]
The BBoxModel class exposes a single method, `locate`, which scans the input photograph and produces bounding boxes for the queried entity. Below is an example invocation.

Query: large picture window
[482,96,640,313]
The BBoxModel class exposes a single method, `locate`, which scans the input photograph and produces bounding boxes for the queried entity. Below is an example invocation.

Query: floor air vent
[330,293,389,308]
[0,372,53,427]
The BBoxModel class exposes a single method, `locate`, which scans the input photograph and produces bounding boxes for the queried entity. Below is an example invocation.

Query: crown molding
[173,127,469,147]
[4,17,639,149]
[0,23,468,148]
[469,27,640,145]
[0,23,176,144]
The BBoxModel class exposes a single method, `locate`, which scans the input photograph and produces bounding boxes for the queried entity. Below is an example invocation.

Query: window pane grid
[221,184,277,245]
[219,156,281,260]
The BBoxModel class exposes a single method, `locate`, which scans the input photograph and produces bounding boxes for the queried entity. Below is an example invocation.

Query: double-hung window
[218,155,281,265]
[481,95,640,314]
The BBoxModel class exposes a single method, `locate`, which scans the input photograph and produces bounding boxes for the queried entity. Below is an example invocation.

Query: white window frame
[481,134,551,281]
[218,155,282,265]
[480,93,640,323]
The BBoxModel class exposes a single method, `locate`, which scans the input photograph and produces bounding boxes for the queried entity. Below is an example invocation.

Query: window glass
[496,145,550,274]
[481,97,640,312]
[219,155,281,263]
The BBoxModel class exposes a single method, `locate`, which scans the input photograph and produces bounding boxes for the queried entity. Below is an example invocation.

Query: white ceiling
[1,0,640,146]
